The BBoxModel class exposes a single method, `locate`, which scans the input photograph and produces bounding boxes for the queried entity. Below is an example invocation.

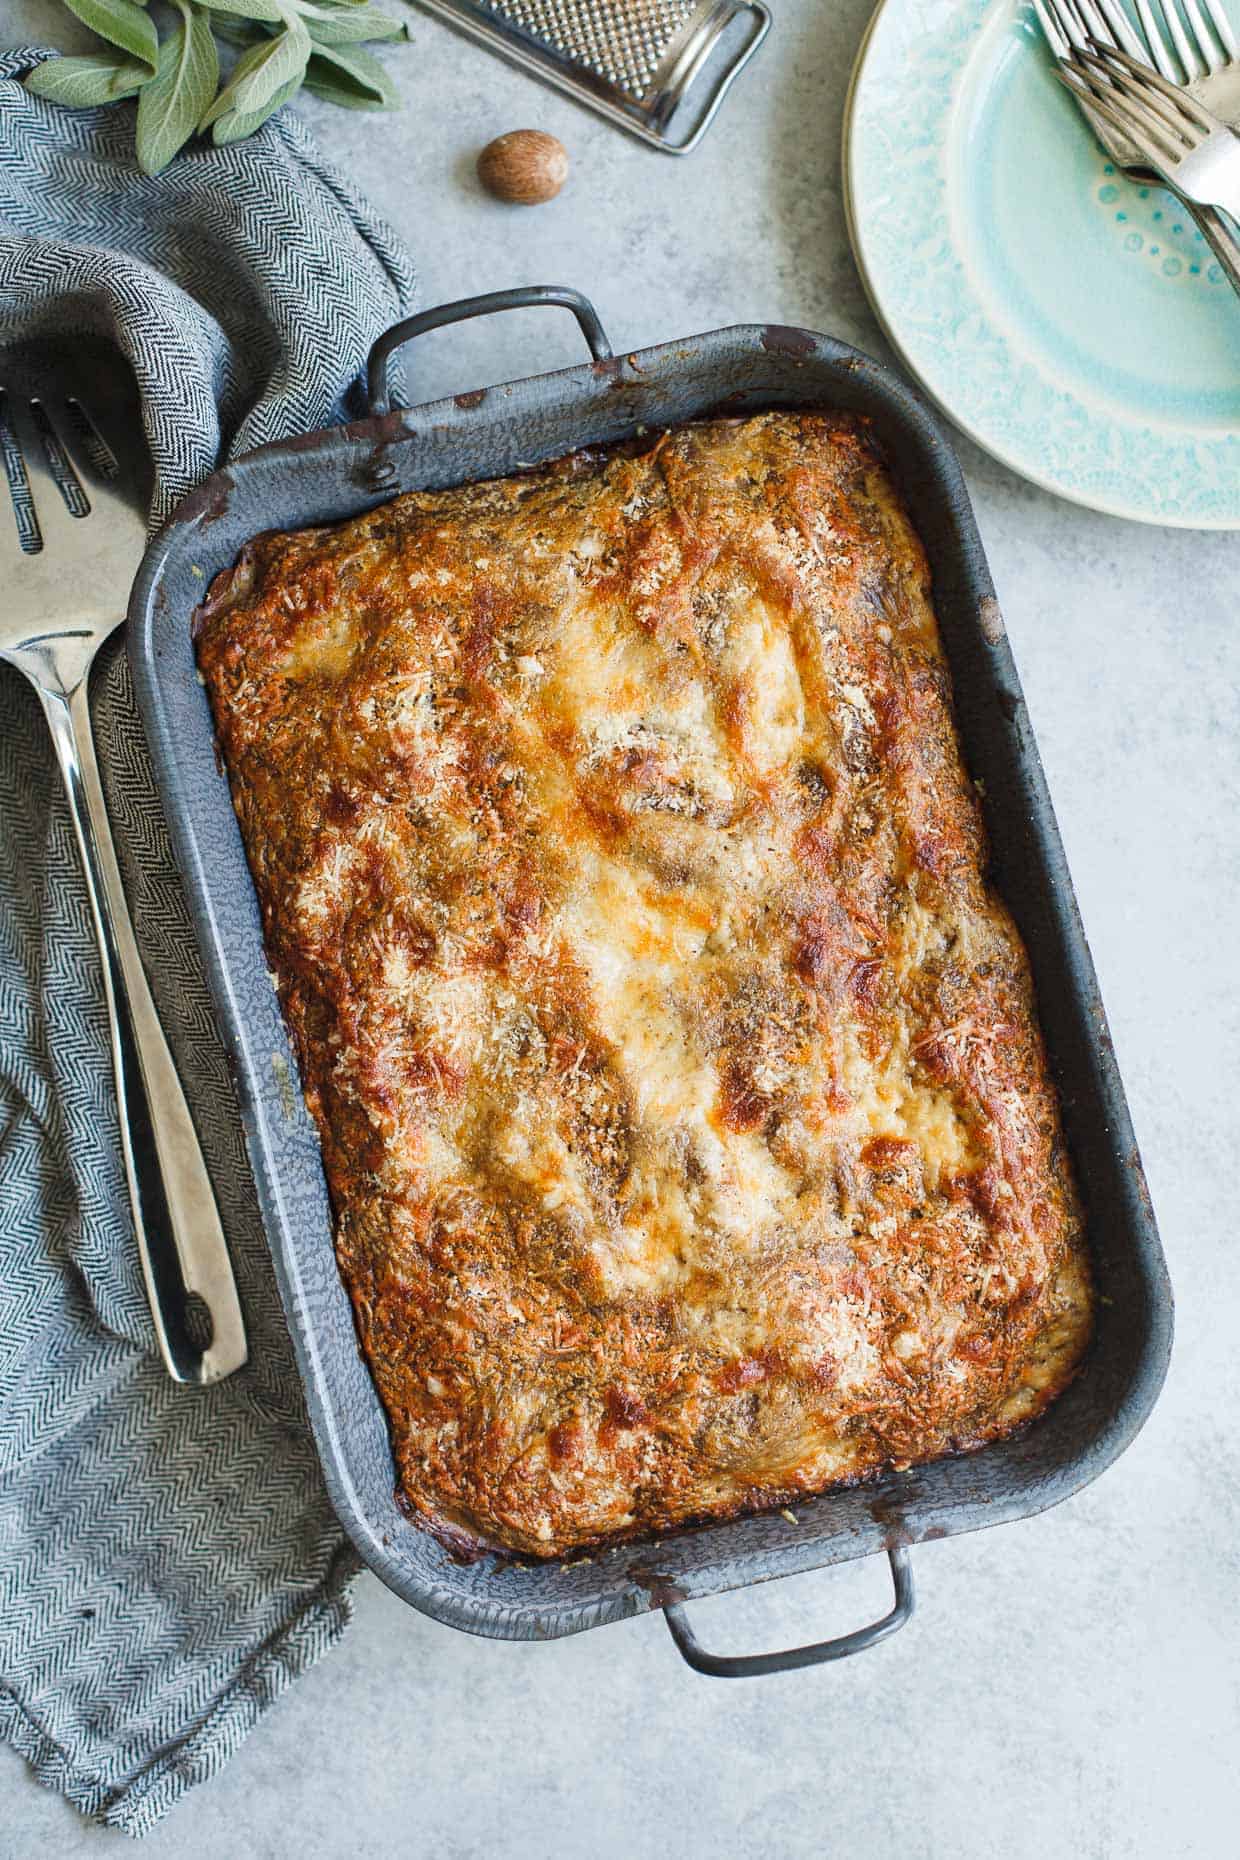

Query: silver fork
[1127,0,1240,123]
[1034,0,1240,292]
[0,340,247,1384]
[1064,40,1240,214]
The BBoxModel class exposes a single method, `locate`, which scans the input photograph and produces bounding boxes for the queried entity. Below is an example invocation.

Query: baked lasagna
[195,412,1092,1558]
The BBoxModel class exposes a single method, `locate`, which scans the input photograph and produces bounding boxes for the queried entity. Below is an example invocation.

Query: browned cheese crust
[195,412,1093,1557]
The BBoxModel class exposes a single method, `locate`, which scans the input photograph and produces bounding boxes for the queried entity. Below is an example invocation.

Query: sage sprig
[27,0,408,172]
[137,2,219,173]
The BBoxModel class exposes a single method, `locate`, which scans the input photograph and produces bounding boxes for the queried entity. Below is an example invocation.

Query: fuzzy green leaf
[229,23,310,115]
[200,27,309,127]
[211,73,301,143]
[208,16,271,46]
[308,7,407,42]
[303,41,394,107]
[24,51,151,106]
[191,0,285,22]
[34,0,404,156]
[62,0,159,72]
[200,37,270,126]
[135,3,219,174]
[301,74,381,108]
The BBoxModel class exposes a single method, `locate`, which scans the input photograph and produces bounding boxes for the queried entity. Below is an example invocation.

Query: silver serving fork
[1063,39,1240,216]
[0,341,246,1384]
[1034,0,1240,293]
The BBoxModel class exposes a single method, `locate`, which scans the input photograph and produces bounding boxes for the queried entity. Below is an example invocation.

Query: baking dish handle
[366,286,615,416]
[662,1544,914,1678]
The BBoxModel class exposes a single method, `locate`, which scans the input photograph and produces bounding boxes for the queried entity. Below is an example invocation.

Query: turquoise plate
[844,0,1240,527]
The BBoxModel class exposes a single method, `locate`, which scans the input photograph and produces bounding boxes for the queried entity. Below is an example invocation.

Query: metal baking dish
[129,288,1173,1676]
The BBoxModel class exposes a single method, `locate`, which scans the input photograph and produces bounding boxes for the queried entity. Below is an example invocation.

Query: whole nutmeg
[477,130,569,205]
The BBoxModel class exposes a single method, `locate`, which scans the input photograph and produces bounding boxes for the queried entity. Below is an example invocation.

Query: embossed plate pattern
[843,0,1240,528]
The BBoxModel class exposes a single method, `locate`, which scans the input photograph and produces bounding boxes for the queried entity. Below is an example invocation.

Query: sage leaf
[211,73,301,143]
[201,28,312,131]
[308,7,407,43]
[62,0,159,72]
[228,23,310,116]
[190,0,285,20]
[25,52,151,106]
[135,2,219,174]
[207,16,271,47]
[38,0,404,156]
[200,31,303,126]
[304,42,394,108]
[199,38,271,126]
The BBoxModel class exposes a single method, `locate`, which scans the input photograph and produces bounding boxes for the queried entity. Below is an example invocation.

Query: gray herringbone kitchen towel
[0,49,415,1836]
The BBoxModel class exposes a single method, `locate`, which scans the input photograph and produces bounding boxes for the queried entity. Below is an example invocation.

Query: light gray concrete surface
[4,1,1240,1854]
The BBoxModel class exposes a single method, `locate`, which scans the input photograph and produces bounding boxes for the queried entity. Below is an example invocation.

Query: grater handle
[366,286,614,415]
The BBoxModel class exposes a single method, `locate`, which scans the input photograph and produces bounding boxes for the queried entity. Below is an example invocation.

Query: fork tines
[1061,38,1219,161]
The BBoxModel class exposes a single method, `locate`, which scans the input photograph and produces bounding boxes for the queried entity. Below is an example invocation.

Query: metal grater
[411,0,771,152]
